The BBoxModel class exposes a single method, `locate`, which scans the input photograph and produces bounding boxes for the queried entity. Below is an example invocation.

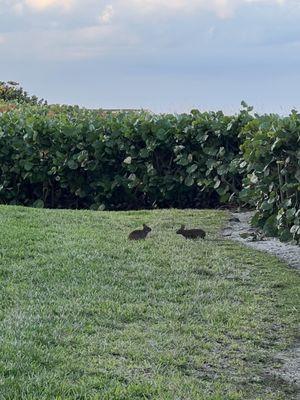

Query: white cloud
[6,0,293,18]
[124,0,290,18]
[24,0,73,11]
[0,35,6,44]
[2,0,297,64]
[99,4,114,24]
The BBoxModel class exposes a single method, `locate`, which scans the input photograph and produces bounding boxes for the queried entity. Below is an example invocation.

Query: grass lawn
[0,206,299,400]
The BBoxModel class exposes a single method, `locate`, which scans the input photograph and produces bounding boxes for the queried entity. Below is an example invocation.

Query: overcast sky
[0,0,299,113]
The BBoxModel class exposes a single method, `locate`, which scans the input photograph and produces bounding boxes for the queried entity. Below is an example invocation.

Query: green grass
[0,206,299,400]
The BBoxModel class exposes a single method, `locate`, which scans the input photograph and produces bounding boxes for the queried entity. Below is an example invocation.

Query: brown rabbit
[128,224,152,240]
[176,225,206,239]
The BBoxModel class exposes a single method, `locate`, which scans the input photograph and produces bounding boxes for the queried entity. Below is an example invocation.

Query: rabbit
[176,225,206,239]
[229,217,240,223]
[128,224,152,240]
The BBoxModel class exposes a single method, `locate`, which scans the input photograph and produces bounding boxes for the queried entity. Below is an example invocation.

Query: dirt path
[222,212,300,393]
[222,211,300,270]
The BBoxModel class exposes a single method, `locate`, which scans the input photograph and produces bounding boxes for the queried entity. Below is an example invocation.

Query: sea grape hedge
[0,102,299,241]
[240,111,300,242]
[0,105,250,209]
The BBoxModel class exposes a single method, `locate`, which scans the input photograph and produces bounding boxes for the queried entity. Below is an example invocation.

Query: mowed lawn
[0,206,299,400]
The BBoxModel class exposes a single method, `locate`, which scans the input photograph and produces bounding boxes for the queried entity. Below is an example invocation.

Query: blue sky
[0,0,299,113]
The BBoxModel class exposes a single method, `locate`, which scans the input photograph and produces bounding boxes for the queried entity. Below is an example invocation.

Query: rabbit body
[176,225,206,239]
[128,224,152,240]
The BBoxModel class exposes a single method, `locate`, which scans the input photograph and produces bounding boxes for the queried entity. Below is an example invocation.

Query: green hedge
[0,102,299,241]
[0,105,249,210]
[240,110,300,242]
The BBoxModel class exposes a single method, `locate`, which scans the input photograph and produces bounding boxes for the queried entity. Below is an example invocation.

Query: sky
[0,0,300,113]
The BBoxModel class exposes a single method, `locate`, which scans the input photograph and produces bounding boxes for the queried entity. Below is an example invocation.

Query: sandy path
[222,211,300,270]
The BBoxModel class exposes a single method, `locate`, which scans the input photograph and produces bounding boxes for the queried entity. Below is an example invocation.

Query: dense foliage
[0,104,249,210]
[240,111,300,242]
[0,81,45,105]
[0,98,299,241]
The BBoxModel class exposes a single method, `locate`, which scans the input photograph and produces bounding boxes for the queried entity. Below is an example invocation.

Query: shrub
[240,110,300,242]
[0,104,247,210]
[0,81,46,105]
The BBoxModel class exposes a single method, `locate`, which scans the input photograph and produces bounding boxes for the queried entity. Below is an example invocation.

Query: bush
[240,110,300,242]
[0,81,45,105]
[0,104,248,210]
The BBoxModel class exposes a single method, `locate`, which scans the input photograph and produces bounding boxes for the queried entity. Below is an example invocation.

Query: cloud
[2,0,299,64]
[123,0,291,19]
[24,0,73,11]
[4,0,293,19]
[0,35,6,44]
[99,4,114,24]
